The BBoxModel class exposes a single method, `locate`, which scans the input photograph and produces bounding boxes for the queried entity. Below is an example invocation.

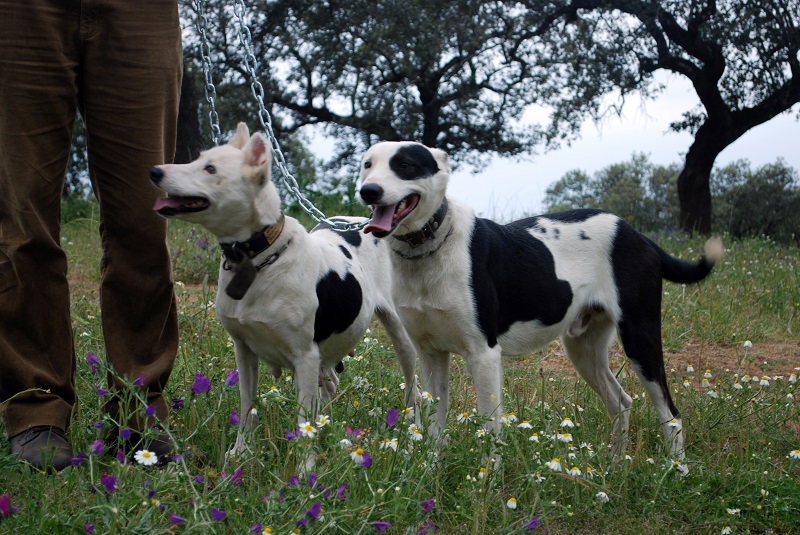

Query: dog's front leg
[418,350,450,440]
[376,308,421,410]
[230,340,259,458]
[463,346,504,469]
[294,347,322,471]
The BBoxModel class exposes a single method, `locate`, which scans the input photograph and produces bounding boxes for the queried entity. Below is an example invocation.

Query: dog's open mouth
[363,194,420,237]
[153,195,210,217]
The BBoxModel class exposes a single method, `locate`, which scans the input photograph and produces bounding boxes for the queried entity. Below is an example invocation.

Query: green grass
[1,216,798,534]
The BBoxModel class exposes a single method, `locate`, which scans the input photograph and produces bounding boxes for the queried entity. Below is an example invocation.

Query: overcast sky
[306,73,799,223]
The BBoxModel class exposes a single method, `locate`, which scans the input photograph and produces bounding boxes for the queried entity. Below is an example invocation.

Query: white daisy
[506,497,517,509]
[560,417,575,428]
[545,458,562,471]
[380,437,399,451]
[315,414,330,428]
[567,466,581,476]
[299,421,317,438]
[134,449,158,466]
[517,420,533,429]
[595,491,610,503]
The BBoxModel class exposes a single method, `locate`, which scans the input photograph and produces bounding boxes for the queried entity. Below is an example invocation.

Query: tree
[519,0,800,233]
[184,0,560,171]
[712,158,800,242]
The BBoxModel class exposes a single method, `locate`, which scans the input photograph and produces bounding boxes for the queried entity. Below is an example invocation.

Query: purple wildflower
[100,473,117,493]
[119,428,132,440]
[211,508,226,522]
[421,498,436,514]
[336,483,347,501]
[229,409,240,426]
[193,475,204,484]
[92,421,104,429]
[145,405,157,418]
[385,408,399,428]
[346,426,362,438]
[171,397,185,411]
[524,517,541,530]
[297,519,309,529]
[86,352,100,374]
[372,521,392,532]
[133,374,145,387]
[361,452,373,469]
[308,473,317,488]
[306,502,322,519]
[70,452,88,467]
[0,495,11,519]
[169,513,185,525]
[84,522,95,533]
[285,429,296,441]
[191,373,212,395]
[250,524,263,533]
[225,370,239,387]
[230,468,244,486]
[95,386,109,397]
[115,448,126,464]
[89,439,105,456]
[419,522,437,534]
[288,475,300,487]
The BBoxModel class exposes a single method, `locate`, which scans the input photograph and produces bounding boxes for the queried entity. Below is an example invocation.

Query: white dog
[150,124,419,458]
[358,141,723,460]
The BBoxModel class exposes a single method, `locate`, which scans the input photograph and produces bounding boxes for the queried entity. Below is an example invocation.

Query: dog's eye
[364,161,372,170]
[204,164,217,174]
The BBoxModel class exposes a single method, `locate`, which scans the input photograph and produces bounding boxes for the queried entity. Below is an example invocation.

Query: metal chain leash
[227,0,370,233]
[193,0,222,146]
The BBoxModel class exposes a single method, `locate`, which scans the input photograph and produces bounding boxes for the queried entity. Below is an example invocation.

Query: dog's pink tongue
[363,204,397,234]
[153,197,182,211]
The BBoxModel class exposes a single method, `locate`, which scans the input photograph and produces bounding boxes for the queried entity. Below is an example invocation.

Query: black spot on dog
[553,228,560,239]
[543,209,606,224]
[469,217,573,348]
[314,271,363,343]
[339,245,352,259]
[579,231,590,240]
[389,144,439,180]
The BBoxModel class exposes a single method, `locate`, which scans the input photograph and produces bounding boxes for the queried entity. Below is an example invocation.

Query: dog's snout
[359,183,384,204]
[150,166,165,185]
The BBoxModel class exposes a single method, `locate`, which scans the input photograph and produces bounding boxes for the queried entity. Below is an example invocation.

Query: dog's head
[358,142,450,237]
[150,123,281,242]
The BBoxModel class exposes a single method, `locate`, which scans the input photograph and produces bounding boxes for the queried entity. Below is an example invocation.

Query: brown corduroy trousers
[0,0,182,438]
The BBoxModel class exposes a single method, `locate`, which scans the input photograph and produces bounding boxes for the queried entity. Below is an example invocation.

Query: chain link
[193,0,222,146]
[225,0,370,233]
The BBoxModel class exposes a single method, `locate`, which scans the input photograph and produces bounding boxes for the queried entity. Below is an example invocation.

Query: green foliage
[712,159,800,244]
[544,155,800,243]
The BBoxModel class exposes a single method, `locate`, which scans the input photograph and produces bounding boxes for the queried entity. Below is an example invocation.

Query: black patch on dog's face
[314,271,363,343]
[339,245,352,259]
[389,144,439,180]
[469,217,573,348]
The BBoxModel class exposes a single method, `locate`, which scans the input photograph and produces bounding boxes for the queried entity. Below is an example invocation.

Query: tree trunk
[677,120,735,234]
[175,65,204,165]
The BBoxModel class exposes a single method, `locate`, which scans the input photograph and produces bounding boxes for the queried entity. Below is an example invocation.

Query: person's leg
[79,0,182,431]
[0,1,80,441]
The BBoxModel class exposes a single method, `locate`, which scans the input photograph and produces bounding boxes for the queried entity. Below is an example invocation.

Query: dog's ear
[242,132,272,182]
[229,122,250,150]
[430,147,450,173]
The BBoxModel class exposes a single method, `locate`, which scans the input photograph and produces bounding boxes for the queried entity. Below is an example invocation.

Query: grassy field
[1,213,799,534]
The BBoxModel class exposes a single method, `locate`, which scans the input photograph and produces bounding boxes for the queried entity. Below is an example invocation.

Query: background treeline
[543,154,800,244]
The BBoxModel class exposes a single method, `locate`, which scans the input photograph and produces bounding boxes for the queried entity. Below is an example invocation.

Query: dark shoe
[9,426,73,472]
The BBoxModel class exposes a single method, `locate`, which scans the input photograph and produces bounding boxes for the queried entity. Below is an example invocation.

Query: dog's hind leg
[561,317,633,459]
[230,340,259,458]
[618,313,685,461]
[376,307,421,411]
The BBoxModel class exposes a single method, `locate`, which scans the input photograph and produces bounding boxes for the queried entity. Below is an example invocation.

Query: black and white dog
[150,124,419,460]
[358,142,723,460]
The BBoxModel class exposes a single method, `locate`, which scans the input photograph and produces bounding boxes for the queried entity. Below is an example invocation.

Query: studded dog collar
[393,198,449,247]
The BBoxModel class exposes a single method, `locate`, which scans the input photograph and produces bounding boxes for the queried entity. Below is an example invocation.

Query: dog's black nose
[359,183,384,204]
[150,166,164,185]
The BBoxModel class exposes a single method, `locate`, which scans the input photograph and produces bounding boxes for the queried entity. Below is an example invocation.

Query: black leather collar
[221,214,286,263]
[393,198,448,247]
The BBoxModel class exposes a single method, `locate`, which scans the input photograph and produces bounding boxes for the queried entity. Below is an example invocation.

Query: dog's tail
[649,235,724,284]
